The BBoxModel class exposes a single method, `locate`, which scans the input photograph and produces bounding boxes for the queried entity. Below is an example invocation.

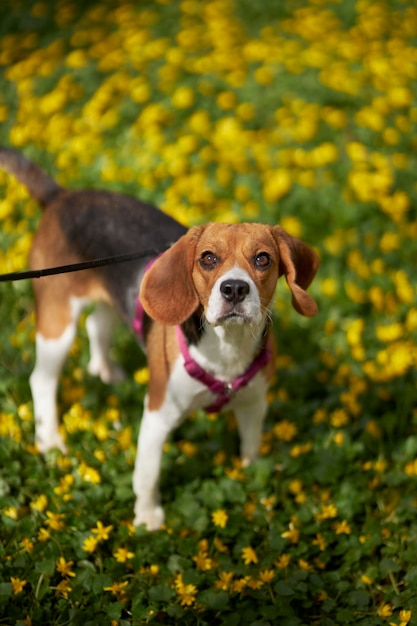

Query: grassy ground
[0,0,416,624]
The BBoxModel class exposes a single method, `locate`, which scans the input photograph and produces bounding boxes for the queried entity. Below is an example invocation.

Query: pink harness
[133,258,271,413]
[176,326,271,412]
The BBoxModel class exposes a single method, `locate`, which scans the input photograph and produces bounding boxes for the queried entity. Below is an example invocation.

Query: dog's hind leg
[86,302,125,384]
[30,324,76,453]
[29,289,87,453]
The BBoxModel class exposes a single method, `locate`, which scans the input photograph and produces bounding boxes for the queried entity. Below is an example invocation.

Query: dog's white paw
[134,505,165,531]
[87,359,126,384]
[36,432,67,454]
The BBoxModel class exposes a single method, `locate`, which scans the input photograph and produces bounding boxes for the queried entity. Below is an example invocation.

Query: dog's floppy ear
[140,226,204,325]
[272,226,320,317]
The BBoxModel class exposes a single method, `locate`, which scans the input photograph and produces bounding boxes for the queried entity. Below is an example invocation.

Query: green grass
[0,0,417,624]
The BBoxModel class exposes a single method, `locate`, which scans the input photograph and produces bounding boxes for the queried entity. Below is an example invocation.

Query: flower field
[0,0,416,624]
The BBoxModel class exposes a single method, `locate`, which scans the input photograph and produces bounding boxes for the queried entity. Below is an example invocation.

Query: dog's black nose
[220,279,250,303]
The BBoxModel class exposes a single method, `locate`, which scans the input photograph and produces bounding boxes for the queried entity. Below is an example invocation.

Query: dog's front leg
[234,387,268,467]
[133,400,181,530]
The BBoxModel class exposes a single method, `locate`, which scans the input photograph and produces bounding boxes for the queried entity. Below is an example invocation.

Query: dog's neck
[185,317,268,382]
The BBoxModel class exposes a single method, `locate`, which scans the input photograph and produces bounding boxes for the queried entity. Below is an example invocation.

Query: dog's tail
[0,146,62,208]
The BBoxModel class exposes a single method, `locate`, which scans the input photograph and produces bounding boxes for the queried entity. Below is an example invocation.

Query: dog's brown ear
[272,226,320,317]
[140,226,204,325]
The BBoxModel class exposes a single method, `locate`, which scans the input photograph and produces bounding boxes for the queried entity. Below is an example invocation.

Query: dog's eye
[255,252,271,269]
[200,251,218,269]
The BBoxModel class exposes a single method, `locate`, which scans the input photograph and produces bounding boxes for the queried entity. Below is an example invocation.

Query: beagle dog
[0,147,319,530]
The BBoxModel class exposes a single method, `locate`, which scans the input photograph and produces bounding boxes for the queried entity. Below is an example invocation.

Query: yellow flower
[174,573,198,607]
[333,520,352,535]
[172,86,194,109]
[377,603,393,619]
[263,169,292,202]
[38,527,51,542]
[360,574,373,585]
[330,408,349,428]
[312,533,327,551]
[55,578,72,599]
[212,509,228,529]
[290,442,312,458]
[281,525,300,544]
[113,547,135,563]
[315,503,338,522]
[241,546,258,565]
[214,571,234,591]
[2,506,18,520]
[104,580,129,601]
[20,538,34,553]
[216,91,237,110]
[92,520,114,541]
[259,569,275,583]
[298,558,313,572]
[78,461,101,484]
[134,367,149,385]
[275,554,291,569]
[56,557,76,578]
[82,535,99,553]
[399,610,412,624]
[273,419,298,442]
[214,537,229,553]
[45,511,65,531]
[11,577,27,594]
[30,494,48,513]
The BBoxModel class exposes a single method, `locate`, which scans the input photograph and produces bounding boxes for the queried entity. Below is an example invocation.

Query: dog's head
[140,223,319,327]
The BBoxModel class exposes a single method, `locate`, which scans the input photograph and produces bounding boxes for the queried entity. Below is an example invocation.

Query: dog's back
[0,146,186,322]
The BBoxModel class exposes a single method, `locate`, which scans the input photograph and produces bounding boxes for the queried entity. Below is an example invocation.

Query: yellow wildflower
[174,573,198,607]
[241,546,258,565]
[78,461,101,484]
[259,569,275,583]
[214,537,229,553]
[113,547,135,563]
[20,538,34,553]
[377,603,393,619]
[281,525,300,544]
[92,520,113,541]
[11,577,27,594]
[82,535,99,553]
[273,419,298,442]
[45,511,65,531]
[104,580,129,602]
[37,527,51,542]
[214,571,234,591]
[315,503,338,522]
[312,533,327,551]
[212,509,228,529]
[56,557,76,577]
[333,520,352,535]
[55,578,72,599]
[399,610,412,624]
[275,554,291,569]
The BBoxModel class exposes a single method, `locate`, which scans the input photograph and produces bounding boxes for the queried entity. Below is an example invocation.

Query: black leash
[0,248,164,282]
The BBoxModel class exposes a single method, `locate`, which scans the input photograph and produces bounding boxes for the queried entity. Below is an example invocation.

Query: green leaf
[106,601,124,620]
[275,581,295,597]
[92,573,113,594]
[148,584,175,602]
[0,582,12,597]
[336,608,356,623]
[34,558,56,577]
[379,557,401,577]
[198,589,229,610]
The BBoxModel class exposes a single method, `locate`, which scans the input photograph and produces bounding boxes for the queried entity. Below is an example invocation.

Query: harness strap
[176,325,271,413]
